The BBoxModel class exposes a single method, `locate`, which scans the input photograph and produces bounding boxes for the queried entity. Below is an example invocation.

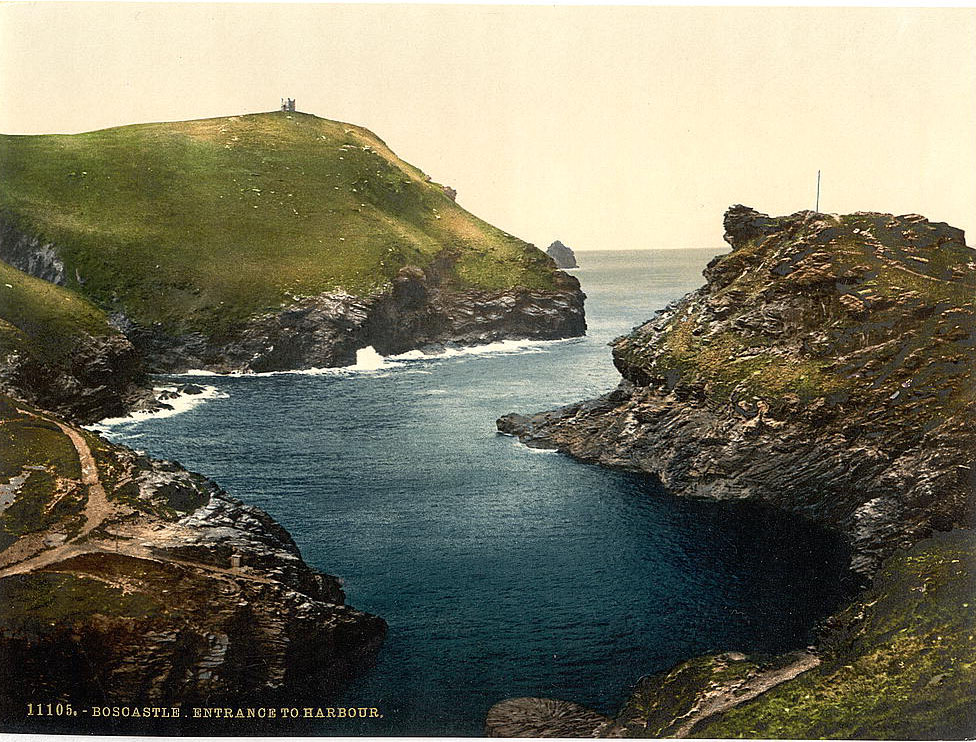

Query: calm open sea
[98,250,849,736]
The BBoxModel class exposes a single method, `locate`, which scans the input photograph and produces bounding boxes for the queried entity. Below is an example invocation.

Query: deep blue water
[98,250,849,736]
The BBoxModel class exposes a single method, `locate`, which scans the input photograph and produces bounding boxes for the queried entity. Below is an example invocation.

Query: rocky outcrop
[120,263,586,373]
[500,206,975,575]
[0,398,386,730]
[547,240,578,269]
[0,330,149,424]
[493,206,976,738]
[0,219,66,286]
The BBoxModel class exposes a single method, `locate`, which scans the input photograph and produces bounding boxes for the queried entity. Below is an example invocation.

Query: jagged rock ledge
[0,398,386,732]
[500,206,974,575]
[1,216,585,381]
[123,264,586,374]
[493,206,976,738]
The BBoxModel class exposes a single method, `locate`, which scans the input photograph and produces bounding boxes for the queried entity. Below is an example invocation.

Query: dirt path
[47,417,113,538]
[15,407,113,535]
[0,409,278,591]
[669,652,820,738]
[0,410,114,578]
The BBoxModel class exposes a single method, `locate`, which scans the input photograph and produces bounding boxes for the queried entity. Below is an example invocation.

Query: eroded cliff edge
[0,395,386,731]
[494,206,975,738]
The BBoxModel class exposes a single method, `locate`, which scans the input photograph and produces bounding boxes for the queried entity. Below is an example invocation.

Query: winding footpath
[0,409,115,578]
[0,408,276,592]
[668,652,820,738]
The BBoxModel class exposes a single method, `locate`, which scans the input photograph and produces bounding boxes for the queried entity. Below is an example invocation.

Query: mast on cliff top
[816,170,821,213]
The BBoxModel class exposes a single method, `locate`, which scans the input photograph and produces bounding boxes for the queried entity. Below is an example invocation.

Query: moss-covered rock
[689,531,976,739]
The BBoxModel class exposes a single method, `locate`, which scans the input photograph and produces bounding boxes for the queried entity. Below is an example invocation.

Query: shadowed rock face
[0,398,386,731]
[501,206,975,576]
[124,263,586,374]
[0,331,149,424]
[485,698,610,737]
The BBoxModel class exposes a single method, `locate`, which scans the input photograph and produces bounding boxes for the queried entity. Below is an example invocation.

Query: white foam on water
[511,438,561,455]
[391,337,571,361]
[352,345,388,369]
[175,338,573,379]
[281,346,406,376]
[87,385,229,431]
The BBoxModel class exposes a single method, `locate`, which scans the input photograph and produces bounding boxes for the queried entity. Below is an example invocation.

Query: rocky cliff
[547,240,578,269]
[0,112,585,378]
[0,395,386,731]
[501,206,974,574]
[495,206,975,738]
[0,259,149,423]
[110,257,584,373]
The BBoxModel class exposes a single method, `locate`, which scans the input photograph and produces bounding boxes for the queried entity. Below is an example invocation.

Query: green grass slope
[692,530,976,739]
[610,531,975,739]
[0,111,557,337]
[0,259,118,367]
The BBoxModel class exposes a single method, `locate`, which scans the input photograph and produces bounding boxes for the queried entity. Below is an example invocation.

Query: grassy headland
[0,111,558,339]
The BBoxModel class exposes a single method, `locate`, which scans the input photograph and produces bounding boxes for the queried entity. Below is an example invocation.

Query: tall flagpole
[816,170,821,213]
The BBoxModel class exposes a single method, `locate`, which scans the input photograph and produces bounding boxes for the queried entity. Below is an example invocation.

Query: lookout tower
[280,97,296,112]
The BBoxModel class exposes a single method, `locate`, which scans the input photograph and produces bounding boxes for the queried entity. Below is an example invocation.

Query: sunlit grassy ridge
[0,111,556,337]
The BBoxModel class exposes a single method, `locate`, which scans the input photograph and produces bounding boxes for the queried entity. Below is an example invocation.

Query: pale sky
[1,3,974,250]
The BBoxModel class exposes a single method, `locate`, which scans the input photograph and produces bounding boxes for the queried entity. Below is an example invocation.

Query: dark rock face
[0,220,66,286]
[500,207,975,576]
[0,329,150,424]
[485,697,611,737]
[492,207,976,738]
[0,408,386,728]
[126,265,586,373]
[546,240,578,269]
[0,214,586,375]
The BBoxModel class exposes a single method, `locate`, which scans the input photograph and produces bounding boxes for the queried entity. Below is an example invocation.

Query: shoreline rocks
[500,206,974,575]
[124,267,586,374]
[0,399,386,730]
[1,216,586,384]
[493,206,976,737]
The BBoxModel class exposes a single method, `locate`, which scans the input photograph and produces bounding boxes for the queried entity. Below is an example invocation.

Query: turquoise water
[99,250,849,736]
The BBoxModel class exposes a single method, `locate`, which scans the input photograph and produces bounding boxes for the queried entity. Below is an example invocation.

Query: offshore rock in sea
[546,240,579,269]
